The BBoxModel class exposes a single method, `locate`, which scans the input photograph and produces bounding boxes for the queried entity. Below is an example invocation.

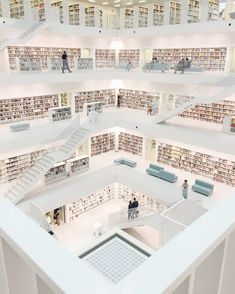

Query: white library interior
[1,0,235,293]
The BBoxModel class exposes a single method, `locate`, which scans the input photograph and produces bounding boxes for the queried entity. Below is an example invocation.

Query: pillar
[22,0,33,20]
[180,0,188,24]
[62,0,69,24]
[200,0,209,22]
[1,0,10,18]
[133,6,139,28]
[44,0,52,21]
[147,3,153,27]
[79,3,85,26]
[163,0,170,25]
[119,8,125,29]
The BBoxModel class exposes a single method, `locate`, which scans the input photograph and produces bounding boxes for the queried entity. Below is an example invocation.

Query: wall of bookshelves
[9,0,24,19]
[67,156,89,176]
[124,8,134,28]
[152,47,227,71]
[188,0,200,23]
[69,3,80,25]
[64,184,115,223]
[31,0,45,21]
[44,161,66,184]
[7,46,81,72]
[118,50,140,68]
[0,149,46,184]
[90,132,115,157]
[95,49,116,68]
[138,6,148,27]
[118,132,143,156]
[48,106,72,122]
[153,4,164,26]
[85,6,102,27]
[74,89,116,113]
[0,94,59,124]
[118,184,169,212]
[208,0,219,21]
[169,0,181,25]
[157,142,235,187]
[118,89,160,112]
[178,100,235,124]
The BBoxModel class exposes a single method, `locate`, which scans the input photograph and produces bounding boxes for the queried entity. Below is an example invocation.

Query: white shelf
[91,132,115,157]
[48,106,72,122]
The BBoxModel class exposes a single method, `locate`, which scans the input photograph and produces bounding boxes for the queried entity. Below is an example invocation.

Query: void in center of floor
[79,233,151,284]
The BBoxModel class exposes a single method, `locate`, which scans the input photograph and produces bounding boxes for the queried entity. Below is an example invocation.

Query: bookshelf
[138,7,148,27]
[169,0,181,25]
[77,58,93,70]
[118,184,169,212]
[118,50,140,68]
[188,0,200,23]
[124,8,134,28]
[118,89,160,112]
[31,0,45,21]
[9,0,24,19]
[85,6,103,27]
[157,142,235,187]
[179,100,235,124]
[118,132,143,156]
[152,47,227,71]
[95,49,116,68]
[175,95,194,108]
[208,0,219,21]
[60,93,70,107]
[90,133,115,157]
[230,117,235,132]
[85,101,103,116]
[69,3,80,25]
[0,149,46,184]
[153,4,164,26]
[44,161,67,184]
[74,89,116,113]
[64,184,115,223]
[0,94,59,124]
[48,106,72,122]
[67,156,89,176]
[7,46,81,71]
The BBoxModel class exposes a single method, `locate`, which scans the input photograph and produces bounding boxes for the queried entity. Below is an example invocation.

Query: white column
[94,6,100,28]
[22,0,33,20]
[70,93,76,117]
[133,6,139,28]
[147,4,153,27]
[119,8,125,29]
[200,0,209,22]
[0,238,9,294]
[180,0,188,24]
[79,3,85,26]
[225,0,233,20]
[163,0,170,25]
[44,0,52,21]
[225,46,232,73]
[1,0,10,18]
[62,0,69,24]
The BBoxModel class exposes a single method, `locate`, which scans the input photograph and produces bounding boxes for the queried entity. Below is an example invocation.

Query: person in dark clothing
[132,197,139,218]
[62,51,72,73]
[117,94,122,108]
[128,201,133,220]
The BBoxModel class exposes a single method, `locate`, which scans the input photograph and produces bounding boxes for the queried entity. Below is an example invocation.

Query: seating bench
[146,164,164,177]
[114,158,137,168]
[192,180,214,196]
[158,170,178,183]
[10,122,30,132]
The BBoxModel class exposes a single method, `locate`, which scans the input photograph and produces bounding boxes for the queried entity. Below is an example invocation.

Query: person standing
[132,197,139,218]
[62,51,72,73]
[117,93,122,108]
[128,201,133,220]
[181,179,189,199]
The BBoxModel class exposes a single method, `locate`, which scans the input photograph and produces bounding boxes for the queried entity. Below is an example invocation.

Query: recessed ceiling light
[139,0,146,2]
[126,2,133,5]
[102,1,109,4]
[114,4,120,6]
[88,0,96,2]
[114,0,120,2]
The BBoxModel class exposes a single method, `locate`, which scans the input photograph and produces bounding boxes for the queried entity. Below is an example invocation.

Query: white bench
[114,158,137,167]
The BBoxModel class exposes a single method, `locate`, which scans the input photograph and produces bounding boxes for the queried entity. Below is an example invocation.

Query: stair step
[12,185,24,194]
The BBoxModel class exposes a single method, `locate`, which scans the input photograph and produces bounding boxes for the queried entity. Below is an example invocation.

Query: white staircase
[4,125,89,205]
[0,21,48,52]
[154,86,235,124]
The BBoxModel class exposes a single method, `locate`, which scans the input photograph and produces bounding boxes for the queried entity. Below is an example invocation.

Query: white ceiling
[78,0,163,8]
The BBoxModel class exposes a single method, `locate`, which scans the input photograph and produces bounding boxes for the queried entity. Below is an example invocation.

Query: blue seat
[192,180,214,196]
[146,164,164,177]
[158,170,178,183]
[10,122,30,132]
[114,158,137,168]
